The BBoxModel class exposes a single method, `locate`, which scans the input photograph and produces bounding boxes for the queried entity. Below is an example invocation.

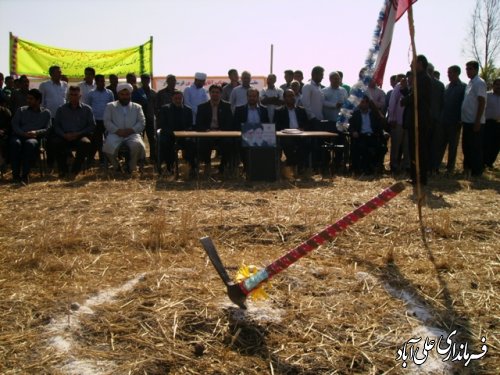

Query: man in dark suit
[157,90,194,174]
[194,84,234,174]
[275,89,311,172]
[233,88,270,127]
[349,95,386,175]
[233,88,270,173]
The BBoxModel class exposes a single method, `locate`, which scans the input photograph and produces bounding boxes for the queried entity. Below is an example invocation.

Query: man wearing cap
[184,72,209,123]
[103,83,146,174]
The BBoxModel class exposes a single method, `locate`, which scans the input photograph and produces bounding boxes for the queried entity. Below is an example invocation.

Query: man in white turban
[183,72,208,123]
[103,82,146,174]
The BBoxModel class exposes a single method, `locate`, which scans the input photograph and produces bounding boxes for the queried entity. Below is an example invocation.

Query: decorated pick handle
[238,182,406,295]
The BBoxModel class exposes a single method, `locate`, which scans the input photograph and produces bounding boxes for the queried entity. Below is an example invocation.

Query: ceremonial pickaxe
[201,182,405,309]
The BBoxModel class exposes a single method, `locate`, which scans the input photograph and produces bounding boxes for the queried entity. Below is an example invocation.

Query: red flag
[395,0,417,21]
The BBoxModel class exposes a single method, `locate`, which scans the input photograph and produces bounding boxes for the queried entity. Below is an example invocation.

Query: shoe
[21,175,29,185]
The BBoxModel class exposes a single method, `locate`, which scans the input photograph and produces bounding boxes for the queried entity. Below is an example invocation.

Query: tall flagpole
[407,5,425,240]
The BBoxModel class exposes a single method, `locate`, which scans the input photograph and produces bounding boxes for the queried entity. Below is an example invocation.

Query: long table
[170,130,338,179]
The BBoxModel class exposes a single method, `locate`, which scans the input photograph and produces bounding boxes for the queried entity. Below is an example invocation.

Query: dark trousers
[434,122,462,171]
[198,138,238,173]
[280,137,310,171]
[462,122,484,176]
[50,135,92,176]
[91,120,105,162]
[159,133,195,170]
[483,119,499,167]
[144,118,156,159]
[350,134,384,175]
[408,124,428,184]
[9,136,39,179]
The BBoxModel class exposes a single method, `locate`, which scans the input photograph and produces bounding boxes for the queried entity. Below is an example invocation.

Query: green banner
[10,34,152,78]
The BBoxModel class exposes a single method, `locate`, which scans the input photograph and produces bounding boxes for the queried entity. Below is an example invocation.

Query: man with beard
[103,83,146,174]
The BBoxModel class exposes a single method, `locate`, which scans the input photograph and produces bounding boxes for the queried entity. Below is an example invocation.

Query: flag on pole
[372,0,417,86]
[395,0,418,21]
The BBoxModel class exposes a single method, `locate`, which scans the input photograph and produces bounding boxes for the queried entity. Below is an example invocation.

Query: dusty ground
[0,163,498,374]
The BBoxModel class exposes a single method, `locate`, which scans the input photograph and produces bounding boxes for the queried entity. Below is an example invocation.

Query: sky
[0,0,493,91]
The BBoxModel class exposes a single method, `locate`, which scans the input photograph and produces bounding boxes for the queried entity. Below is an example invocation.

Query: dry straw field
[0,161,498,374]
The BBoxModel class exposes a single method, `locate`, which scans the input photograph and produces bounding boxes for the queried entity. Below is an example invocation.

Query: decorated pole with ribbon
[202,182,405,309]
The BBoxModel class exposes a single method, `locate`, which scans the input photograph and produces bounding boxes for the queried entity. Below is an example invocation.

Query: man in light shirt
[184,72,209,123]
[260,74,283,123]
[87,74,115,164]
[221,69,239,102]
[461,60,487,177]
[322,71,348,122]
[39,65,68,120]
[78,67,96,104]
[229,71,252,112]
[103,83,146,174]
[483,78,499,169]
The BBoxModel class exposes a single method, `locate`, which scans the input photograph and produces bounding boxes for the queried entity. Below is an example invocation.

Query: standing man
[260,74,283,123]
[9,89,51,184]
[427,63,445,173]
[483,78,500,169]
[229,71,252,112]
[87,74,115,164]
[366,78,386,115]
[39,65,68,119]
[293,70,305,92]
[138,74,157,161]
[79,67,96,104]
[387,74,410,174]
[280,70,294,91]
[461,60,487,177]
[155,74,177,116]
[435,65,466,174]
[39,65,68,169]
[322,71,348,123]
[184,72,209,123]
[222,69,240,102]
[107,74,119,100]
[301,66,325,121]
[402,55,432,185]
[103,83,146,174]
[51,86,96,178]
[10,75,30,114]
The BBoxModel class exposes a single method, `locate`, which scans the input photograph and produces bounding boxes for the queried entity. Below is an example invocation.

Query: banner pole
[407,5,425,240]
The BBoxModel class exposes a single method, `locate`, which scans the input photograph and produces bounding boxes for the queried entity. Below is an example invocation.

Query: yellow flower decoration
[234,264,269,300]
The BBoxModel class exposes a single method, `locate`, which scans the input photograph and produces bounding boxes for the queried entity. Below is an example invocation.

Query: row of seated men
[0,82,146,183]
[158,84,386,177]
[0,81,386,184]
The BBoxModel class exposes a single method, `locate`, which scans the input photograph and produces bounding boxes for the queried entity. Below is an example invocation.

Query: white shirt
[230,85,250,112]
[322,86,348,121]
[366,86,386,113]
[260,86,283,123]
[39,80,68,118]
[79,81,96,104]
[183,84,208,122]
[301,81,324,120]
[461,75,487,123]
